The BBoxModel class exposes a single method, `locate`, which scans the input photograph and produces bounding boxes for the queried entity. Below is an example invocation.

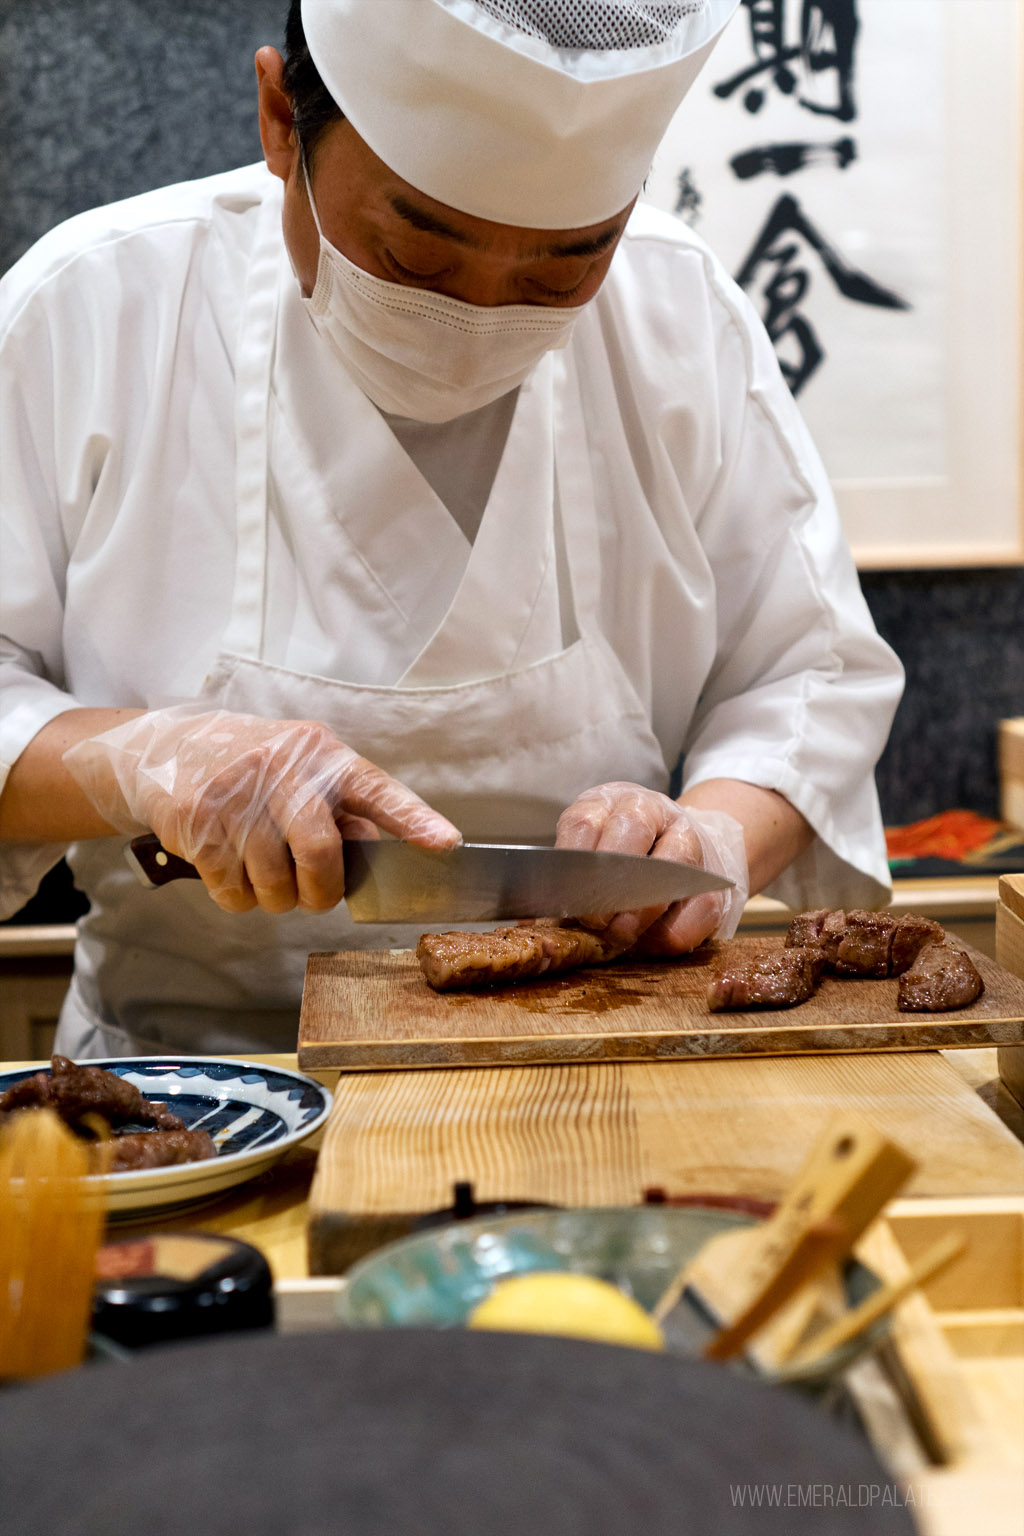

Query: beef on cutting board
[889,914,945,974]
[897,940,984,1012]
[703,908,979,1016]
[417,923,629,992]
[707,946,826,1012]
[784,909,945,978]
[832,910,898,978]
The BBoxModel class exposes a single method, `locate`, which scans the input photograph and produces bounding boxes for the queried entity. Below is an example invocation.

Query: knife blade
[124,833,731,923]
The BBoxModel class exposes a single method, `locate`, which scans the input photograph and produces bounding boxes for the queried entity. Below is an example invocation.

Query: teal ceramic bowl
[335,1206,885,1388]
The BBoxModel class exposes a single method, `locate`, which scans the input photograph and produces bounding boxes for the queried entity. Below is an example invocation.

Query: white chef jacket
[0,161,902,925]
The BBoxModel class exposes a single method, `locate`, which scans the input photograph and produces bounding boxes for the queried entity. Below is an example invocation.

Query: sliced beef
[786,909,848,965]
[104,1128,217,1172]
[707,946,826,1012]
[818,909,850,967]
[784,909,830,947]
[897,941,984,1012]
[832,909,898,979]
[417,922,630,992]
[889,914,945,975]
[785,908,951,981]
[0,1057,215,1174]
[0,1055,185,1132]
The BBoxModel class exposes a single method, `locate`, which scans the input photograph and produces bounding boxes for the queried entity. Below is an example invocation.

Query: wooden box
[996,874,1024,1111]
[853,1195,1024,1536]
[999,719,1024,829]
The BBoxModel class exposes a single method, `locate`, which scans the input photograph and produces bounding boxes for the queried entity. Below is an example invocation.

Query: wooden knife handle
[127,833,201,887]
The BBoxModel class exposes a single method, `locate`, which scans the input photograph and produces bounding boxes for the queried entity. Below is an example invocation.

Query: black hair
[282,0,344,162]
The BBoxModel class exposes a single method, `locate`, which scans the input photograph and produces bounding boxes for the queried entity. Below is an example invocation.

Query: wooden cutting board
[297,936,1024,1071]
[305,1051,1024,1273]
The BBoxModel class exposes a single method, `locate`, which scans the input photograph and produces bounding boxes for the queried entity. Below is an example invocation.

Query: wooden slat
[859,1191,1024,1505]
[0,924,77,957]
[999,873,1024,928]
[298,936,1024,1071]
[996,876,1024,1108]
[307,1051,1024,1274]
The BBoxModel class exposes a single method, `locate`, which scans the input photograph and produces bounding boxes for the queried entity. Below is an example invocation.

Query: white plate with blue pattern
[0,1056,332,1219]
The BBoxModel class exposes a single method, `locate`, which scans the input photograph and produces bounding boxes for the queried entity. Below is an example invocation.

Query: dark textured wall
[862,570,1023,825]
[2,0,1022,835]
[0,0,284,270]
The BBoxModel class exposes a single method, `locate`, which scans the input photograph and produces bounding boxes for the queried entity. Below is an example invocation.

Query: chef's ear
[255,46,296,182]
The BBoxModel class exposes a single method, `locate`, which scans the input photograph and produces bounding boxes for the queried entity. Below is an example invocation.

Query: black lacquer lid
[92,1230,274,1350]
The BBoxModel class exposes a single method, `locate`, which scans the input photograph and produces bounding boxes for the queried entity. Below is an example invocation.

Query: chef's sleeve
[680,274,904,911]
[0,275,84,917]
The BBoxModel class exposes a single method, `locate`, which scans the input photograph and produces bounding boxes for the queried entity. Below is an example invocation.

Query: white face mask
[298,159,588,423]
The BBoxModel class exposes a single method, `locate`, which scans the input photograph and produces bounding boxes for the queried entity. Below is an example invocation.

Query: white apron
[58,192,669,1058]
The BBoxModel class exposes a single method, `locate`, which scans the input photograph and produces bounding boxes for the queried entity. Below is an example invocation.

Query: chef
[0,0,902,1058]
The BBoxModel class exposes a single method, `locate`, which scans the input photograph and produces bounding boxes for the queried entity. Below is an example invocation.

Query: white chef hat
[300,0,740,228]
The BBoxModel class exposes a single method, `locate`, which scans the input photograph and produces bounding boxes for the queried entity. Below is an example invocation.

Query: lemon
[467,1271,664,1352]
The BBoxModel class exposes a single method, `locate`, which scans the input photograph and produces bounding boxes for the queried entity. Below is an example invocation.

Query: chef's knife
[124,833,731,923]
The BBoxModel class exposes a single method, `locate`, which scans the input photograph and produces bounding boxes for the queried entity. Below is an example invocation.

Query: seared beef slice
[707,947,826,1012]
[787,908,895,976]
[832,910,898,979]
[0,1055,185,1132]
[108,1129,216,1171]
[897,941,984,1012]
[417,924,628,992]
[786,908,947,981]
[889,914,945,975]
[784,909,830,947]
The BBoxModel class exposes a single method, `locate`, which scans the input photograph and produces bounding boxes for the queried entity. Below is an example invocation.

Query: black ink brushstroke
[736,194,910,308]
[714,0,860,122]
[674,166,703,221]
[730,136,856,178]
[799,0,858,121]
[735,193,911,394]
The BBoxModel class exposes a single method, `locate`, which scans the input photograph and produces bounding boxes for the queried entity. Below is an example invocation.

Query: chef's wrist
[678,779,812,900]
[0,707,144,843]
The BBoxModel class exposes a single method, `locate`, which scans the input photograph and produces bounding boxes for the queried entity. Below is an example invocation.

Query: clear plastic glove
[62,706,461,914]
[555,782,749,954]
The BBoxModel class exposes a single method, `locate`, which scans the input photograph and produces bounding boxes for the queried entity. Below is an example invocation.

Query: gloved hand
[555,782,749,954]
[62,705,461,914]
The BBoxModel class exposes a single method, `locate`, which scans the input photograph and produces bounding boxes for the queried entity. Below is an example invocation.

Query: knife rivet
[155,851,168,867]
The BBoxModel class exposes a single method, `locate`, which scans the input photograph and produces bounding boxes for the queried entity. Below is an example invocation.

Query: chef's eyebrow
[389,196,475,245]
[535,225,624,259]
[388,194,625,259]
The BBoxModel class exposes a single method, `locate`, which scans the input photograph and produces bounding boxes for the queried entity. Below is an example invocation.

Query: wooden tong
[779,1230,967,1375]
[653,1111,919,1369]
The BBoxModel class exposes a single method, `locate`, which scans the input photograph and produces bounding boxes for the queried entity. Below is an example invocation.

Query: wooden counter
[3,1042,1022,1536]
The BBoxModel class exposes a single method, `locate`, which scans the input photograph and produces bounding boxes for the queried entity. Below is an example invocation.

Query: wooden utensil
[780,1230,968,1375]
[699,1217,850,1361]
[0,1108,108,1379]
[650,1110,917,1371]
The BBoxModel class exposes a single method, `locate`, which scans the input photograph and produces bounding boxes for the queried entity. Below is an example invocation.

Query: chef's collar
[300,0,740,230]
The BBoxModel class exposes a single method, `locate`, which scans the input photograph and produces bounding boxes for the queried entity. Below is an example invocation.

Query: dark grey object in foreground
[126,833,731,922]
[0,1329,916,1536]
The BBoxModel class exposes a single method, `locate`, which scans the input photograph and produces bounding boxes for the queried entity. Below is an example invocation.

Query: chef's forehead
[294,0,740,231]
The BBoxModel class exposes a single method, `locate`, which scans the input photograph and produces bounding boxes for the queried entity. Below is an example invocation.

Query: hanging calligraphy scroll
[645,0,1023,568]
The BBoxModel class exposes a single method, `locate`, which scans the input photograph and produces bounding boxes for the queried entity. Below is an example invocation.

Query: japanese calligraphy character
[714,0,859,122]
[735,193,910,393]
